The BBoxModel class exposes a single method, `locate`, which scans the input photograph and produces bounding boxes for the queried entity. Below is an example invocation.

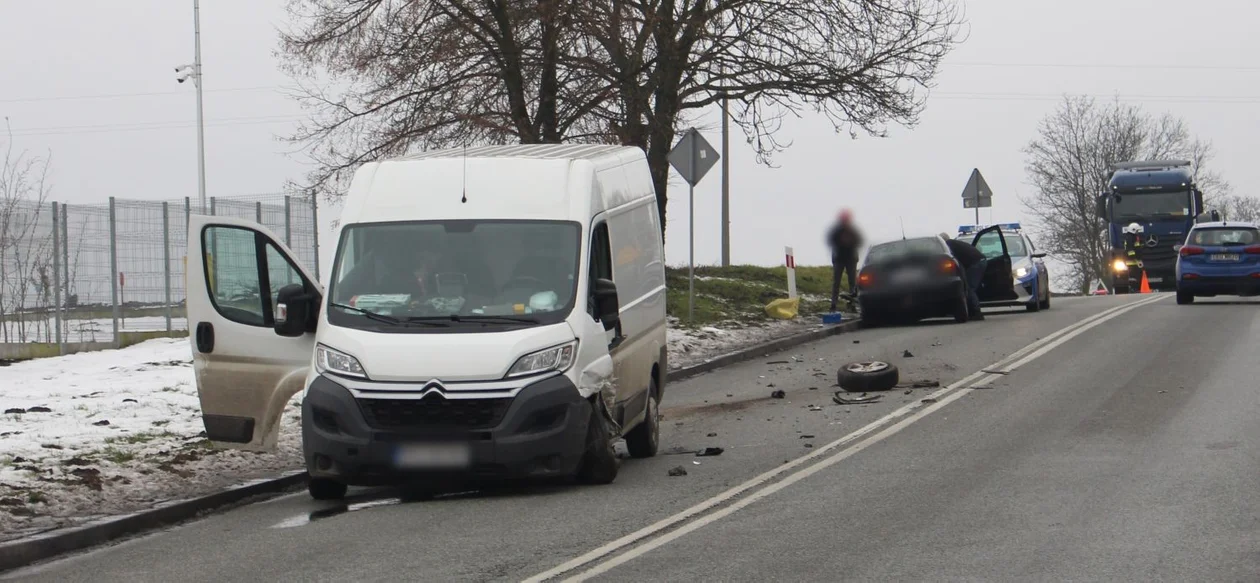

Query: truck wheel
[624,379,660,459]
[837,361,900,392]
[952,293,969,323]
[576,400,619,485]
[1176,290,1194,305]
[308,478,347,501]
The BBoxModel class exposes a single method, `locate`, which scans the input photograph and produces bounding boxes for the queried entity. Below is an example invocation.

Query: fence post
[52,202,63,353]
[61,204,69,319]
[163,201,172,334]
[284,195,292,246]
[310,194,320,281]
[255,201,263,224]
[108,197,121,348]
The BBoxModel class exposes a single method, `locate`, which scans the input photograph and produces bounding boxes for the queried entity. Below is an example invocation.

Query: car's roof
[1192,221,1260,229]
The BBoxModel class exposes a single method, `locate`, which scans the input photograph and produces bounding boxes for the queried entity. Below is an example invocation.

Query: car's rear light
[1183,273,1200,280]
[1245,245,1260,254]
[1250,273,1260,279]
[941,259,958,274]
[1180,245,1205,257]
[858,271,874,288]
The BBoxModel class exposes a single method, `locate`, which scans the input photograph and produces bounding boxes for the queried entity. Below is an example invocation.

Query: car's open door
[971,226,1015,302]
[188,215,321,451]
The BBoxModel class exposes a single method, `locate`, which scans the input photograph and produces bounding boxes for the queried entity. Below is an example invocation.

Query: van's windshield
[327,220,581,331]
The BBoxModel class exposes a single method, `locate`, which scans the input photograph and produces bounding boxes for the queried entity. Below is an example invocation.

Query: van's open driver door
[188,215,320,451]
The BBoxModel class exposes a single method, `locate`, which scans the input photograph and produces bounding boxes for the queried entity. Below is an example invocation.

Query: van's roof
[396,144,631,163]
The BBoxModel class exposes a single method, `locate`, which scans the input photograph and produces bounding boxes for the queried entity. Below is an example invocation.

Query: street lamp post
[175,0,207,214]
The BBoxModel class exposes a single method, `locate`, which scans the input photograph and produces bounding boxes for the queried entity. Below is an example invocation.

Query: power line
[949,61,1260,73]
[931,91,1260,104]
[7,114,304,138]
[0,85,281,105]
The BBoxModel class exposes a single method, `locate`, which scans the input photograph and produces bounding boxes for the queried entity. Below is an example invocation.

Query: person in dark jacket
[941,233,988,321]
[827,209,863,312]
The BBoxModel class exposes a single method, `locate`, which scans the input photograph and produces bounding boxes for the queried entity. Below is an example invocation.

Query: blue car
[1175,221,1260,305]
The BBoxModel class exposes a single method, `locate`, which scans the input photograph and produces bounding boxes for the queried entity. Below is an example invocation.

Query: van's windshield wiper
[330,303,448,327]
[406,314,540,325]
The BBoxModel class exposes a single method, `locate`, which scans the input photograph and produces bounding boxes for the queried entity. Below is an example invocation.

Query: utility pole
[176,0,207,213]
[720,69,731,267]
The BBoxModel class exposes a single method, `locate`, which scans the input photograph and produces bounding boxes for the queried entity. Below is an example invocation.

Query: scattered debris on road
[982,369,1010,375]
[833,392,882,405]
[804,443,814,448]
[800,434,815,439]
[766,360,790,365]
[837,360,900,392]
[897,380,941,389]
[707,432,717,437]
[808,405,823,412]
[921,398,939,404]
[770,390,786,399]
[668,466,688,477]
[902,350,915,358]
[696,447,724,457]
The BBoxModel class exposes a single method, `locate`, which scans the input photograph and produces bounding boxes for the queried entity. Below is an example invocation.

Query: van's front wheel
[625,379,660,459]
[576,399,620,485]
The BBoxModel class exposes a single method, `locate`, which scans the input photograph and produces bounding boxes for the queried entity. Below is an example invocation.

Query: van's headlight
[507,341,577,378]
[316,344,367,379]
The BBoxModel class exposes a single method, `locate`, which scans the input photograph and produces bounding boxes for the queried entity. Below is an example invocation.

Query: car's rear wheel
[859,306,883,328]
[952,293,969,323]
[624,379,660,459]
[1176,290,1195,305]
[308,478,347,501]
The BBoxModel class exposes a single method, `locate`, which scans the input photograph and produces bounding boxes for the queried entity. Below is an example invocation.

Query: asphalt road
[11,293,1259,581]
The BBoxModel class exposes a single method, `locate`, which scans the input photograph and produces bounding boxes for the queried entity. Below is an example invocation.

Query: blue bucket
[821,312,845,325]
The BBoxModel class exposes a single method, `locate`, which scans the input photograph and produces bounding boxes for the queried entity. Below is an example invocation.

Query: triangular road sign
[1091,279,1108,295]
[960,168,993,200]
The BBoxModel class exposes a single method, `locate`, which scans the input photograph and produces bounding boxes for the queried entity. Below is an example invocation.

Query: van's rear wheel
[576,399,620,485]
[624,379,660,459]
[308,478,347,501]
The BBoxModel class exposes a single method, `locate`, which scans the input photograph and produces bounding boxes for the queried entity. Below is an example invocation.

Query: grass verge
[665,265,852,328]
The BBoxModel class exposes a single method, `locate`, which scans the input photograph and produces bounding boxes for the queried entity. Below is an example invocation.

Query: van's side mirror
[1094,194,1108,219]
[1031,252,1047,259]
[592,278,620,332]
[275,284,318,337]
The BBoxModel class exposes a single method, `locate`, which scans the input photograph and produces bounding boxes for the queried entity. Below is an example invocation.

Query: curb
[0,318,860,573]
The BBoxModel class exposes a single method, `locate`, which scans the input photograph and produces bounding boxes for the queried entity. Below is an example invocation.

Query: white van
[187,144,668,499]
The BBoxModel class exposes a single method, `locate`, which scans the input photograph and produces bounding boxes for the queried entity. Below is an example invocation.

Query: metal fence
[0,193,319,348]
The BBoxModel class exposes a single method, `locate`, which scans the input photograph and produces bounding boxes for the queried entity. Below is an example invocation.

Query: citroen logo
[418,380,448,398]
[1146,235,1159,247]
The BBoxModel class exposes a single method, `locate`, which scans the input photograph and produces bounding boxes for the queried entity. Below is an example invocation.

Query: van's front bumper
[301,374,590,486]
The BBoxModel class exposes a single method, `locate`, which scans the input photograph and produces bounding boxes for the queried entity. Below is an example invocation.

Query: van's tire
[837,361,900,392]
[624,379,660,459]
[308,478,347,501]
[576,400,620,485]
[1176,290,1194,305]
[952,293,970,323]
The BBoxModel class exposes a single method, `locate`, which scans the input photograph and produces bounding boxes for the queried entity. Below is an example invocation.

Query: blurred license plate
[393,442,472,470]
[891,269,927,283]
[1210,254,1239,262]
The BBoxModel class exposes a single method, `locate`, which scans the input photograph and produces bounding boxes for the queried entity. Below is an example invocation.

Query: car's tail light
[1250,273,1260,279]
[1183,273,1200,280]
[857,271,874,288]
[941,259,958,274]
[1180,245,1205,257]
[1245,245,1260,254]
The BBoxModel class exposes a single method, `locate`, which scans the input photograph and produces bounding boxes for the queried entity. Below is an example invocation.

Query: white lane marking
[524,294,1165,582]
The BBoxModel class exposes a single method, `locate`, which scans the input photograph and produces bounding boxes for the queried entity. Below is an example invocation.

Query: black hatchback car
[855,236,969,327]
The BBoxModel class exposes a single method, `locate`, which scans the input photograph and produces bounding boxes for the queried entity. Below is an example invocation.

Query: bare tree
[1022,96,1225,292]
[1213,195,1260,223]
[0,125,54,342]
[279,0,964,234]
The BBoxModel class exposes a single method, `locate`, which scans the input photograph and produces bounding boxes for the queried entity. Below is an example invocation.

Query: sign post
[668,128,720,323]
[960,168,993,225]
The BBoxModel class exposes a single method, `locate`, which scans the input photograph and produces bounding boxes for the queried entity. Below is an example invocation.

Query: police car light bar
[958,223,1022,235]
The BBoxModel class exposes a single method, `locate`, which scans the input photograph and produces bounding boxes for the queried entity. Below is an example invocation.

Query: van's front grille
[357,394,512,430]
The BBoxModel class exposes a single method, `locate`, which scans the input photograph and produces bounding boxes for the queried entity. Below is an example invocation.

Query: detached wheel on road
[624,378,660,459]
[1176,290,1194,305]
[308,478,347,501]
[837,361,900,392]
[576,399,620,485]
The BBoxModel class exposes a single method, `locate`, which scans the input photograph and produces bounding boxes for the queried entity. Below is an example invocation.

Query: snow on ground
[0,316,851,540]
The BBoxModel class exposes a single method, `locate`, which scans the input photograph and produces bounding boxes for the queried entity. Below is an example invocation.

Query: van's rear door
[188,215,320,451]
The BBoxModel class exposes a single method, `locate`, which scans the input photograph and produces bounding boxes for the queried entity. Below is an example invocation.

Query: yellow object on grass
[764,297,800,320]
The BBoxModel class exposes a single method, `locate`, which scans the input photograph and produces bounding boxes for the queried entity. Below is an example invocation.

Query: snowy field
[0,318,836,540]
[0,315,188,344]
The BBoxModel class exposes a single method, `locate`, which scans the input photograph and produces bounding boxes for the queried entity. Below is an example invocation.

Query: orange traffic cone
[1139,271,1151,294]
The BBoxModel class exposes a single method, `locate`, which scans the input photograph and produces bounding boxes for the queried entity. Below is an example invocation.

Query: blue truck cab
[1095,160,1217,293]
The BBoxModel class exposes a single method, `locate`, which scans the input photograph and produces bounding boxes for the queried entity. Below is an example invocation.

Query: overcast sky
[2,0,1257,275]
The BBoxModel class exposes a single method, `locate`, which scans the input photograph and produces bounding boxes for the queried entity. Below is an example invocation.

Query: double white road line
[525,294,1168,582]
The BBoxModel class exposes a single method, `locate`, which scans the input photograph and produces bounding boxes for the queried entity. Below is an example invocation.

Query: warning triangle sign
[1091,279,1108,295]
[960,168,993,200]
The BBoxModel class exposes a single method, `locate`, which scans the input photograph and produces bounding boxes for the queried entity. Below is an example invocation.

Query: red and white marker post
[785,246,797,299]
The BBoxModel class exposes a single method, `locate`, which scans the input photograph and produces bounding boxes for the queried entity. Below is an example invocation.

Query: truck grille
[357,394,512,430]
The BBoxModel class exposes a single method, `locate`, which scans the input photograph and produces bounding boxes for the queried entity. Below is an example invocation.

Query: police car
[957,223,1051,312]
